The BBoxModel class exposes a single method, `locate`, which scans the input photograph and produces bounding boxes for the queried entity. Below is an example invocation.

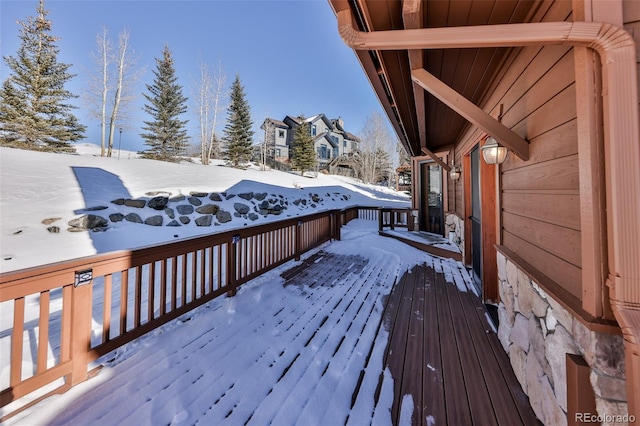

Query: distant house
[260,114,360,170]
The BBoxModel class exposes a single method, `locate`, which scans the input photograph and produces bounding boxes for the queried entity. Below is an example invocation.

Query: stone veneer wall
[496,252,629,425]
[444,213,464,254]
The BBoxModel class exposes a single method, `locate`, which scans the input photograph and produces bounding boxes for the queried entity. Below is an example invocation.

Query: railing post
[378,208,384,232]
[332,210,341,241]
[227,236,238,297]
[69,270,93,385]
[295,220,303,261]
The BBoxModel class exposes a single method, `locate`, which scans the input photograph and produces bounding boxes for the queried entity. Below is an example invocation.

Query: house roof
[261,118,288,129]
[314,132,338,148]
[327,0,540,157]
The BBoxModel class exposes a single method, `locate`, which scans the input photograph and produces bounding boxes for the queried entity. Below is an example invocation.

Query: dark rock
[144,215,163,226]
[166,220,181,227]
[41,217,61,225]
[248,213,259,221]
[234,203,250,214]
[301,199,307,206]
[209,193,223,201]
[190,191,209,197]
[124,199,146,208]
[188,197,202,206]
[170,195,186,202]
[271,209,283,215]
[311,194,320,203]
[111,198,126,205]
[293,199,301,206]
[225,193,236,200]
[148,196,169,210]
[216,210,232,223]
[125,213,143,224]
[259,200,270,210]
[47,226,60,233]
[238,192,253,200]
[254,192,267,201]
[179,216,191,225]
[196,204,219,215]
[91,227,108,233]
[84,205,108,211]
[272,205,283,212]
[311,204,316,208]
[109,213,125,222]
[195,215,213,226]
[177,204,194,215]
[68,214,109,230]
[164,207,175,219]
[234,212,241,218]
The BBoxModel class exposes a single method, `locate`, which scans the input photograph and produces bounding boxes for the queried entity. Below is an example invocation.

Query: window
[333,147,339,158]
[276,148,281,157]
[343,140,347,148]
[317,144,328,159]
[311,125,317,136]
[278,129,285,138]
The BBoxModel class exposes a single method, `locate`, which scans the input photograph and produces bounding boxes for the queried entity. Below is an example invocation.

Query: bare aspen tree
[355,112,394,184]
[192,59,226,165]
[106,29,143,157]
[84,26,112,156]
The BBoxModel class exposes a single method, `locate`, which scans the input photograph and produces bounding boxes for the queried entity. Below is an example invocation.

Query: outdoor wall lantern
[449,163,461,180]
[481,136,508,165]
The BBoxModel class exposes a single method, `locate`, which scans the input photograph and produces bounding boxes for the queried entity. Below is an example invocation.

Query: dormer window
[311,125,317,136]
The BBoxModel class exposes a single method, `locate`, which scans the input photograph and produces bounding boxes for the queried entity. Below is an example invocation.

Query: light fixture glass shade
[449,166,461,180]
[481,136,508,164]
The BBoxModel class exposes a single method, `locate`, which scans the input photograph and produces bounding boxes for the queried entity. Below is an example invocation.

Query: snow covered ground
[0,144,410,273]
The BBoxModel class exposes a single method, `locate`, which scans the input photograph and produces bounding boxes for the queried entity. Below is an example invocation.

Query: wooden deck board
[377,258,539,425]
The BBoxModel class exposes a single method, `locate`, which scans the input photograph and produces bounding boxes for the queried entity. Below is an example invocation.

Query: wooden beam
[402,0,428,155]
[421,147,450,171]
[411,68,530,161]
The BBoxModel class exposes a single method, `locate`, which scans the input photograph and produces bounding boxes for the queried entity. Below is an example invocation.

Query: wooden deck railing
[378,207,415,231]
[0,205,403,416]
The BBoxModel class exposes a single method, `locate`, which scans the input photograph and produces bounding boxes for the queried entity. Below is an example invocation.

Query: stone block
[593,333,626,378]
[590,371,627,401]
[526,353,545,420]
[509,344,528,393]
[500,281,515,325]
[539,375,567,426]
[506,259,519,288]
[547,296,573,332]
[510,313,530,352]
[546,324,579,411]
[498,305,512,351]
[528,315,553,383]
[515,279,535,318]
[497,252,507,282]
[595,399,630,426]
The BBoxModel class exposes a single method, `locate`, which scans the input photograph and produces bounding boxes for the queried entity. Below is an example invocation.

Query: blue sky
[1,0,390,152]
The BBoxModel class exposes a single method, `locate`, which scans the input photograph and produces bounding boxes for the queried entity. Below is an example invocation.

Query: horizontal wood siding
[452,0,582,300]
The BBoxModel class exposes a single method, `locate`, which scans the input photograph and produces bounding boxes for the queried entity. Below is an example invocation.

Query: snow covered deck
[6,221,536,425]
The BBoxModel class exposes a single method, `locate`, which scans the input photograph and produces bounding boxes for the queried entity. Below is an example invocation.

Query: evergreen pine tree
[140,45,189,162]
[223,75,254,167]
[291,118,317,173]
[0,0,85,151]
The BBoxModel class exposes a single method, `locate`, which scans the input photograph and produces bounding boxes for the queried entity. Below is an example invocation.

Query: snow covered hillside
[0,144,410,273]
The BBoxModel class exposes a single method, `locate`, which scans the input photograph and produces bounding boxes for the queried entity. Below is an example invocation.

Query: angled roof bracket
[411,68,530,160]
